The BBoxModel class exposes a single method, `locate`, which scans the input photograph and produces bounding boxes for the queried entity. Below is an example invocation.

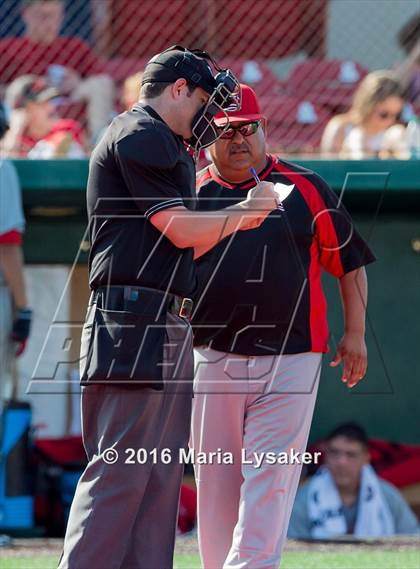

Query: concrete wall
[327,0,419,70]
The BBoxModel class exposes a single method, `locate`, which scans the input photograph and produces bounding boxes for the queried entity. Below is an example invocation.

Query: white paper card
[274,182,295,202]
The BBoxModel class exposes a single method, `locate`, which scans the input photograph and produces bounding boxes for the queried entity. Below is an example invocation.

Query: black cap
[142,46,218,95]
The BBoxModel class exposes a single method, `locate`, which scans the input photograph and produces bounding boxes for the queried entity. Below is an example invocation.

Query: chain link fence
[0,0,418,154]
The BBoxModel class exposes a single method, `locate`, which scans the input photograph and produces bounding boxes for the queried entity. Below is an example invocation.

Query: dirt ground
[0,535,418,558]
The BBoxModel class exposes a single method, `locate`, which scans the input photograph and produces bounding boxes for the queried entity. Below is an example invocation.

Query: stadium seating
[259,94,331,153]
[52,56,370,153]
[283,58,368,112]
[219,58,282,96]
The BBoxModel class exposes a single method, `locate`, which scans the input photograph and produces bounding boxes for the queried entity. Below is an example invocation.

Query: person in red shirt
[3,75,86,158]
[0,0,114,141]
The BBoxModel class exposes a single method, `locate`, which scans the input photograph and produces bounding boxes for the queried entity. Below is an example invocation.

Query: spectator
[3,75,86,158]
[288,423,420,539]
[0,101,32,404]
[321,71,408,159]
[0,0,114,141]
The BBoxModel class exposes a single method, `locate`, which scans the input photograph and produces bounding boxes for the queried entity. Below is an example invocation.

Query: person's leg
[191,347,249,569]
[58,385,167,569]
[224,352,322,569]
[121,313,194,569]
[72,75,114,141]
[59,313,193,569]
[0,285,13,406]
[121,391,191,569]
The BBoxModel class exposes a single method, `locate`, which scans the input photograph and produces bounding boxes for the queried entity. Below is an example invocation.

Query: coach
[58,51,278,569]
[191,84,376,568]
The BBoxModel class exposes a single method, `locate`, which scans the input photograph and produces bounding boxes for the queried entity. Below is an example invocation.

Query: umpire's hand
[238,181,279,230]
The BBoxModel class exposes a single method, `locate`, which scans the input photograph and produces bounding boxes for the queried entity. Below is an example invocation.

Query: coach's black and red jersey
[192,155,376,355]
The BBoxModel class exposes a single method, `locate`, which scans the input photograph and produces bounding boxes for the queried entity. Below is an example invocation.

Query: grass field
[1,551,419,569]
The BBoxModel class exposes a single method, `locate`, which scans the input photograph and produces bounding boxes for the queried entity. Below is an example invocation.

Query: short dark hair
[140,81,196,99]
[326,423,369,448]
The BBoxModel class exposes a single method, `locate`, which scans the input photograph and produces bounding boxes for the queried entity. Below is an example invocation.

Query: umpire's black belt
[92,285,193,320]
[81,285,193,389]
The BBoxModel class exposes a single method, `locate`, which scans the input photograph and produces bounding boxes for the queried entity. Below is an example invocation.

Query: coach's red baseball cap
[214,84,264,126]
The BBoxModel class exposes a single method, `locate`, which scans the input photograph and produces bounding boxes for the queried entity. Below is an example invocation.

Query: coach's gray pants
[191,348,322,569]
[58,312,193,569]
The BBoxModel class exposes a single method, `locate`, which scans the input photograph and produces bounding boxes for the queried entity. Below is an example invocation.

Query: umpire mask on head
[142,45,241,155]
[189,68,241,153]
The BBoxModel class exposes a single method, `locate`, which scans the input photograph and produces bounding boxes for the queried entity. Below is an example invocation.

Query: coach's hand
[238,181,278,230]
[330,331,367,388]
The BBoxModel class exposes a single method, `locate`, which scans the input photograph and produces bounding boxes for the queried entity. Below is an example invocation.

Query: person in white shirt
[288,423,420,539]
[321,71,408,159]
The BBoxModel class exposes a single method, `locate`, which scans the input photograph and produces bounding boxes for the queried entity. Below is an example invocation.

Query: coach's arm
[330,267,368,389]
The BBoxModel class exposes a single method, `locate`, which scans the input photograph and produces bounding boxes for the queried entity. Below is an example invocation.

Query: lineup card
[273,182,295,202]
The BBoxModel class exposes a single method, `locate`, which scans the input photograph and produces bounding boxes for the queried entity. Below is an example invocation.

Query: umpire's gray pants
[58,312,193,569]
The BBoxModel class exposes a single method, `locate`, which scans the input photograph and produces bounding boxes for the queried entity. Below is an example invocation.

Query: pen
[249,167,284,211]
[250,167,260,183]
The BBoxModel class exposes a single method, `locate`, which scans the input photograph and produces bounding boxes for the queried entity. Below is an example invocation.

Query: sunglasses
[376,110,401,121]
[218,120,261,139]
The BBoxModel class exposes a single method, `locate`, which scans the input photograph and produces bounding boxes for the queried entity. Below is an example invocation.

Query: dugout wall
[12,159,420,445]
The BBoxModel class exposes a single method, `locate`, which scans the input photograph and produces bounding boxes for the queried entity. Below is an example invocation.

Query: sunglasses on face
[376,110,401,121]
[217,120,261,139]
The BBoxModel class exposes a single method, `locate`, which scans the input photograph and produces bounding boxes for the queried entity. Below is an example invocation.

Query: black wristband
[11,308,33,342]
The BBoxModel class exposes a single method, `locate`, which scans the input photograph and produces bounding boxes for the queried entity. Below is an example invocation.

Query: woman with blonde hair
[321,70,408,158]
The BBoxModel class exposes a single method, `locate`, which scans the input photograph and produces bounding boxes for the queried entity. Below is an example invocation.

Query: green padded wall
[312,215,420,444]
[12,159,420,443]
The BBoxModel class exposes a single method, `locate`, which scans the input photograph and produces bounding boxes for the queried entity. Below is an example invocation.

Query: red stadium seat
[284,58,368,112]
[104,58,148,83]
[108,0,327,60]
[259,94,331,152]
[219,59,283,96]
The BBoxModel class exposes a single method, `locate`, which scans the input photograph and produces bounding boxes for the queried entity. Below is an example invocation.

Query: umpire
[58,47,278,569]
